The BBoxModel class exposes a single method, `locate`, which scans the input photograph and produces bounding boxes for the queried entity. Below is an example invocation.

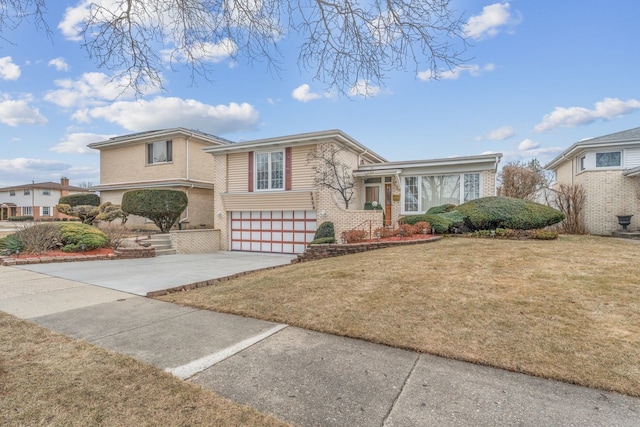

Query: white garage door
[230,210,317,254]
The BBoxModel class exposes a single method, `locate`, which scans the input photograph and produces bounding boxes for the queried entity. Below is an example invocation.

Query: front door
[385,183,392,226]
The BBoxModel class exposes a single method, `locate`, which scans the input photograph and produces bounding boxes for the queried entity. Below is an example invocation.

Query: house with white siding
[545,127,640,235]
[0,177,91,220]
[88,128,502,254]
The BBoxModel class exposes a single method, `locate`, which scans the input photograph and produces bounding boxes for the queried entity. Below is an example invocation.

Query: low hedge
[456,197,564,231]
[401,213,453,234]
[8,216,33,221]
[426,204,456,214]
[59,193,100,207]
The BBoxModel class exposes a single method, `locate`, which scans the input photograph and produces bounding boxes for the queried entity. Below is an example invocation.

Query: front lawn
[160,235,640,397]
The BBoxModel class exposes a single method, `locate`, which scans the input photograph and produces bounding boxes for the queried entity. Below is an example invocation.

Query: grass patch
[160,235,640,397]
[0,312,289,427]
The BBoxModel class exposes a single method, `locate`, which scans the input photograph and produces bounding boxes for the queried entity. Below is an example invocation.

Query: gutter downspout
[179,135,192,229]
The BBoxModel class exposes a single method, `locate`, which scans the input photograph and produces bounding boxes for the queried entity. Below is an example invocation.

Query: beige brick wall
[574,170,639,235]
[170,229,221,253]
[213,154,230,249]
[99,136,214,184]
[316,187,384,241]
[482,170,497,197]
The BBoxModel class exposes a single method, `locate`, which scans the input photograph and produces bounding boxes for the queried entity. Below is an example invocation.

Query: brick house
[88,128,228,229]
[89,128,502,253]
[0,177,91,220]
[545,127,640,235]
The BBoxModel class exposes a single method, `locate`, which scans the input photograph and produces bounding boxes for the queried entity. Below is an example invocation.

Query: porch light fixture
[216,211,222,218]
[320,210,327,218]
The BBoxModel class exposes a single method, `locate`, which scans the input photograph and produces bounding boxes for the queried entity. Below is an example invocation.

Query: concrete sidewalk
[1,265,639,426]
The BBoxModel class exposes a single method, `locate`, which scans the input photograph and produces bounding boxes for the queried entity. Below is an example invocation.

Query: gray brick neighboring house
[545,127,640,235]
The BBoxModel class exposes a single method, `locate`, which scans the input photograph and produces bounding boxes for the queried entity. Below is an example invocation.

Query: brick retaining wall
[294,236,441,263]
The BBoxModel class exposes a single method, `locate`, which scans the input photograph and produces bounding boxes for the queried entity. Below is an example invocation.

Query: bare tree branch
[4,0,467,96]
[308,143,356,208]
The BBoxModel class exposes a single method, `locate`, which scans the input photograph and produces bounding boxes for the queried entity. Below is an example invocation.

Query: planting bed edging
[0,246,155,266]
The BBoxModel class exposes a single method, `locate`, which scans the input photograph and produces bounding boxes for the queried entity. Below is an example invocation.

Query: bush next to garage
[121,189,188,233]
[310,221,336,244]
[456,197,565,231]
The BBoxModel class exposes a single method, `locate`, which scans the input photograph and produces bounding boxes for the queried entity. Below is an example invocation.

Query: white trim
[400,172,482,215]
[254,149,285,191]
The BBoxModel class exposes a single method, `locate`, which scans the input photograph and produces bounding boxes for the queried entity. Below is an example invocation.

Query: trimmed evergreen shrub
[309,236,336,245]
[439,210,465,227]
[314,221,335,240]
[401,213,453,234]
[59,193,100,207]
[57,222,108,252]
[426,204,456,214]
[121,189,188,233]
[456,197,564,231]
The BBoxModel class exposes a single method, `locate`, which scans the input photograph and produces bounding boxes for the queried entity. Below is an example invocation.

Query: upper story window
[42,190,50,196]
[9,190,15,196]
[23,189,30,196]
[147,140,172,164]
[578,155,586,172]
[256,151,284,190]
[596,151,621,168]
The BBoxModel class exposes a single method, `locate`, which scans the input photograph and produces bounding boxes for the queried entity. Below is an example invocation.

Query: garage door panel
[230,210,316,254]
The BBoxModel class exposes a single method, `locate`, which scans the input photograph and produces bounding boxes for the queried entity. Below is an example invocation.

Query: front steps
[145,234,176,256]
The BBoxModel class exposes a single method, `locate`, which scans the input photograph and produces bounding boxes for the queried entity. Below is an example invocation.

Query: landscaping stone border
[0,246,155,266]
[294,235,442,263]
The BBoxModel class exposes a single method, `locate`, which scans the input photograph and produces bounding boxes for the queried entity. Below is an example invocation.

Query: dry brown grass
[160,235,640,397]
[0,312,290,427]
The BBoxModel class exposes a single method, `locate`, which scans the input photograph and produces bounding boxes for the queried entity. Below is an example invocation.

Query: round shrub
[456,197,564,231]
[57,223,108,252]
[439,210,465,227]
[314,221,335,240]
[0,234,25,254]
[122,189,188,233]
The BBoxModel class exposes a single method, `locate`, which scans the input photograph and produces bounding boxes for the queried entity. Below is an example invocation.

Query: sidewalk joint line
[166,324,288,380]
[381,353,420,427]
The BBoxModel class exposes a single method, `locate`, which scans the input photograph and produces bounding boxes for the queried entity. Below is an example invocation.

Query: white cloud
[0,158,70,173]
[58,0,92,41]
[292,84,323,102]
[48,57,70,72]
[534,97,640,132]
[476,126,515,141]
[419,63,495,81]
[77,97,259,134]
[464,2,522,40]
[44,72,156,108]
[348,80,381,97]
[518,138,539,151]
[0,95,47,126]
[0,56,21,80]
[50,132,115,154]
[161,39,237,64]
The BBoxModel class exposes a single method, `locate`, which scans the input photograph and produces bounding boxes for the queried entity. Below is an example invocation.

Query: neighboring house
[204,129,501,253]
[545,127,640,235]
[89,128,502,253]
[88,128,229,229]
[0,177,91,220]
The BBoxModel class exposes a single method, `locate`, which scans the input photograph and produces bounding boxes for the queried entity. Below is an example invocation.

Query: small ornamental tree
[55,204,99,225]
[121,189,188,233]
[96,202,128,224]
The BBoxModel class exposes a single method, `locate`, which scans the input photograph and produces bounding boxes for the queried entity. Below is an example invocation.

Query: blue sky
[1,0,639,187]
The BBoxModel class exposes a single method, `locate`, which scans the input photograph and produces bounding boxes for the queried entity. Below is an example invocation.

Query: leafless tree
[549,184,587,234]
[1,0,468,95]
[498,159,551,201]
[308,144,355,208]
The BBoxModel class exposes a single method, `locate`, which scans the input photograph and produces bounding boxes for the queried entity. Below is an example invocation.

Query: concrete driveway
[17,252,296,296]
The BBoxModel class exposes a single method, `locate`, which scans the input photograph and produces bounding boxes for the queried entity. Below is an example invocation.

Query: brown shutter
[285,147,292,191]
[248,151,254,192]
